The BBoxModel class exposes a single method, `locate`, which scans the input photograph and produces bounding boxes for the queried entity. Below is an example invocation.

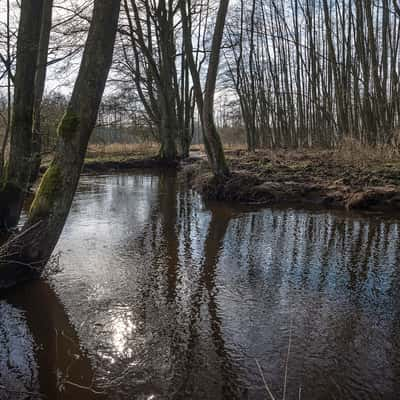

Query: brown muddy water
[1,169,400,400]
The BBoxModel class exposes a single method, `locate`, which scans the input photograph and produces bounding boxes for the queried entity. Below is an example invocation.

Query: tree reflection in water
[1,171,400,399]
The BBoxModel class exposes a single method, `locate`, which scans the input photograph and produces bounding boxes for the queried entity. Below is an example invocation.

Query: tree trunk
[0,0,121,289]
[0,0,44,229]
[180,0,230,178]
[202,0,230,178]
[159,98,178,160]
[31,0,54,184]
[0,0,12,182]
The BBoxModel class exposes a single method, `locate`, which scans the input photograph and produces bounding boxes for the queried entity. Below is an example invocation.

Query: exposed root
[0,221,47,289]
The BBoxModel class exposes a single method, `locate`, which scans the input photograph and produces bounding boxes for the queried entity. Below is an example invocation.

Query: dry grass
[87,142,247,160]
[86,142,159,159]
[191,143,248,153]
[81,139,400,172]
[195,139,400,169]
[333,137,400,167]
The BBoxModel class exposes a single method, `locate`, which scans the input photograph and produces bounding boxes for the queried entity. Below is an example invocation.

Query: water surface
[1,170,400,399]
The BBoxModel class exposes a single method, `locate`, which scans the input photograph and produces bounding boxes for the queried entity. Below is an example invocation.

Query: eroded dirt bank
[182,149,400,212]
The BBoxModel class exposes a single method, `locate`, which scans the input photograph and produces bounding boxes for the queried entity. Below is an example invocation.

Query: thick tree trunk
[0,0,121,289]
[158,2,179,160]
[159,101,178,160]
[0,0,44,229]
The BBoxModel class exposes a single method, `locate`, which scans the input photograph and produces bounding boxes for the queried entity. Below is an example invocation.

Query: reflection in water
[0,301,39,400]
[1,169,400,399]
[1,281,97,400]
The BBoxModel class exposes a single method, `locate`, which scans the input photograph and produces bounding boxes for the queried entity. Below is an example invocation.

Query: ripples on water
[1,170,400,399]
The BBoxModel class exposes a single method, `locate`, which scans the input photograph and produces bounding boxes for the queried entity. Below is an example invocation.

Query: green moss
[288,161,310,171]
[57,111,79,140]
[29,163,62,220]
[0,161,8,189]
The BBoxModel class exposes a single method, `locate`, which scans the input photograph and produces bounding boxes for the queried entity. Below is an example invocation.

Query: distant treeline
[1,0,398,152]
[224,0,400,149]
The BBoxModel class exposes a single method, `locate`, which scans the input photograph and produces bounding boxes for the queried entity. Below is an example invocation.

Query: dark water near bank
[1,170,400,399]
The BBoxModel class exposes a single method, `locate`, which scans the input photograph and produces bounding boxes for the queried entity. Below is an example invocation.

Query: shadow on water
[2,169,400,399]
[0,281,98,400]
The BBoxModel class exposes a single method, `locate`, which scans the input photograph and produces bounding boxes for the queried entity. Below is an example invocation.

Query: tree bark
[30,0,54,184]
[0,0,44,229]
[180,0,230,178]
[202,0,230,178]
[0,0,121,288]
[0,0,12,181]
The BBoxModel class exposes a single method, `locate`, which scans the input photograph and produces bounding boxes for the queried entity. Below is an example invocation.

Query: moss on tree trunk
[0,0,45,230]
[0,0,121,288]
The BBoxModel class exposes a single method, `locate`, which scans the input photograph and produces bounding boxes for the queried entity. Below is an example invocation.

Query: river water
[1,170,400,400]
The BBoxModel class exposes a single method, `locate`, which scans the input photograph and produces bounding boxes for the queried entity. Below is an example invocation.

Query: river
[1,169,400,399]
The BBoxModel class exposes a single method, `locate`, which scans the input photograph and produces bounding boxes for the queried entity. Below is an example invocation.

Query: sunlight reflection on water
[2,170,400,400]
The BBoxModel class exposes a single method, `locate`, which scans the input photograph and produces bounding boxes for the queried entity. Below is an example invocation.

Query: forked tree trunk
[180,0,230,178]
[0,0,44,229]
[0,0,121,289]
[202,0,230,178]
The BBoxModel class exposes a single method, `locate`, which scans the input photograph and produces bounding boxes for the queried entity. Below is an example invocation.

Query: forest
[0,0,400,399]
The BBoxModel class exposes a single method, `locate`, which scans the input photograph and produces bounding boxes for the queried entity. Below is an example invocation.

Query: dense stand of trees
[118,0,192,159]
[2,1,400,159]
[115,0,229,166]
[111,0,400,151]
[225,0,400,149]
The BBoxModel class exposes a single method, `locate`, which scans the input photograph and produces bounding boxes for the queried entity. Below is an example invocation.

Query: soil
[182,149,400,212]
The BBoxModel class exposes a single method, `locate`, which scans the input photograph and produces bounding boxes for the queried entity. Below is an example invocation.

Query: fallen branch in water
[54,327,106,396]
[63,380,106,395]
[255,313,301,400]
[255,358,276,400]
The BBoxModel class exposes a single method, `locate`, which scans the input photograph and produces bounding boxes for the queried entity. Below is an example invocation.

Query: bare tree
[30,0,54,183]
[0,0,121,288]
[0,0,45,229]
[180,0,230,178]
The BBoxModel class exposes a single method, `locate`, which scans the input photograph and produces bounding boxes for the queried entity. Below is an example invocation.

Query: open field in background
[84,142,250,162]
[86,142,160,160]
[85,137,400,167]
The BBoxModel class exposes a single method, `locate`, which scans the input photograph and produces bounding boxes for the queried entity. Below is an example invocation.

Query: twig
[283,316,294,400]
[255,358,276,400]
[0,221,43,248]
[64,380,105,395]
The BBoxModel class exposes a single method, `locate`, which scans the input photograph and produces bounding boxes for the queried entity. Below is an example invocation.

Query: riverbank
[182,148,400,212]
[39,145,400,212]
[39,145,180,174]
